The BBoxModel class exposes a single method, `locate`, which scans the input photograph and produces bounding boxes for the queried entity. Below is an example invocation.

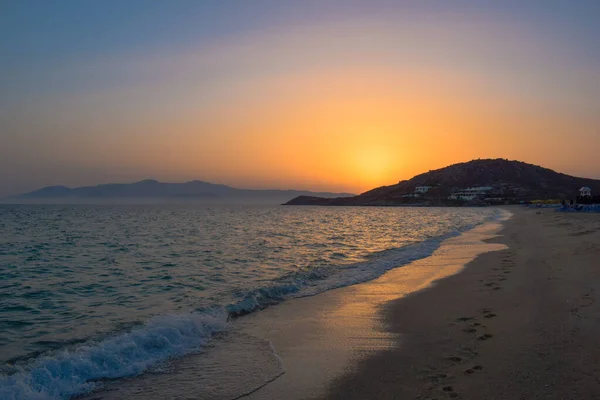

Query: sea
[0,204,506,399]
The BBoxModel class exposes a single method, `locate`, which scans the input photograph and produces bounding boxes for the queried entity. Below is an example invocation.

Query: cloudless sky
[1,0,599,196]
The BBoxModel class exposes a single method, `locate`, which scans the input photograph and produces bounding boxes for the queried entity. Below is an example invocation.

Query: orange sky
[2,3,600,196]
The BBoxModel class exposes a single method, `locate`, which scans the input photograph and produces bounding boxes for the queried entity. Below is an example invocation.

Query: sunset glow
[1,1,599,196]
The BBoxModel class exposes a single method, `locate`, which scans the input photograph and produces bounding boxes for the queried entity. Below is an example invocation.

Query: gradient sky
[1,1,599,196]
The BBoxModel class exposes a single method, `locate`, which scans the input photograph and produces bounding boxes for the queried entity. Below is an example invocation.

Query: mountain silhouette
[14,180,354,203]
[285,159,600,206]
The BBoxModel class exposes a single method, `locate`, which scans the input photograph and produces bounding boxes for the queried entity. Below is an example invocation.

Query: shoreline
[75,208,509,400]
[237,209,510,399]
[320,207,600,399]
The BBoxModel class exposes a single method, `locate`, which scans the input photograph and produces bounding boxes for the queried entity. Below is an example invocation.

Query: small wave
[224,208,510,317]
[226,285,301,317]
[0,312,227,400]
[1,209,510,399]
[224,231,460,317]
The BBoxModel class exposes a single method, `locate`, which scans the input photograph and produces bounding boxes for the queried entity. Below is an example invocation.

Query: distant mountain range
[285,159,600,206]
[12,180,354,203]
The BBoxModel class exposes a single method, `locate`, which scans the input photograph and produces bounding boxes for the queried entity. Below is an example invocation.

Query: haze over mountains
[10,180,354,204]
[11,159,600,206]
[285,159,600,206]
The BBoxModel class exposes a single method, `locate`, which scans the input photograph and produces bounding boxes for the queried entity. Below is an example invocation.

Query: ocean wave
[0,313,227,400]
[225,208,511,317]
[1,209,510,399]
[0,236,461,400]
[225,231,463,318]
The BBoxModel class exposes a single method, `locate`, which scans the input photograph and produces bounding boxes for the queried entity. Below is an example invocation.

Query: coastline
[76,208,508,400]
[320,207,600,399]
[237,209,510,399]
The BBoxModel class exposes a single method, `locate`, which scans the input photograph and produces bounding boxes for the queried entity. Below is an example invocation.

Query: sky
[1,0,599,196]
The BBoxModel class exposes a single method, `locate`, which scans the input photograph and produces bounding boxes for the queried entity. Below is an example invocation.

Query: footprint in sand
[426,372,448,383]
[483,282,502,291]
[464,365,484,375]
[581,292,595,307]
[481,309,496,318]
[477,333,493,341]
[455,317,474,322]
[441,385,459,398]
[456,318,484,333]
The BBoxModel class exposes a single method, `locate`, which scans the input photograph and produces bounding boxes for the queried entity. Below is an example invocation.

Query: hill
[284,159,600,206]
[12,180,354,204]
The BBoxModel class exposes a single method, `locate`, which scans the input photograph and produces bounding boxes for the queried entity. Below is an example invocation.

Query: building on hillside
[414,186,432,194]
[580,187,592,197]
[448,186,493,201]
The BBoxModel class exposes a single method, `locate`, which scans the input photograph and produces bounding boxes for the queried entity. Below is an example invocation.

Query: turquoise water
[0,204,501,399]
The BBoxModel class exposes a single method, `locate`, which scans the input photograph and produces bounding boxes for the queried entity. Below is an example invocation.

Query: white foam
[1,208,510,399]
[0,312,227,400]
[226,208,511,316]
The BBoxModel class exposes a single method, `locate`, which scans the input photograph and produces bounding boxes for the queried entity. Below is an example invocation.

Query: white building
[448,186,493,201]
[580,187,592,197]
[414,186,432,194]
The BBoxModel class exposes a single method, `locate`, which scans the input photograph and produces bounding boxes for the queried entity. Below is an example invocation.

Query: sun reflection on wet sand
[238,218,509,399]
[74,217,509,400]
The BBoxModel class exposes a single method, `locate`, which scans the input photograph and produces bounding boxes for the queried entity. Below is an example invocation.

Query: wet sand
[77,210,509,400]
[82,207,600,400]
[320,207,600,400]
[239,212,509,399]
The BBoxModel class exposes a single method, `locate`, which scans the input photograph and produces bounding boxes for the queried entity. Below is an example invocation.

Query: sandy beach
[235,211,509,400]
[319,207,600,400]
[80,210,508,400]
[76,206,600,400]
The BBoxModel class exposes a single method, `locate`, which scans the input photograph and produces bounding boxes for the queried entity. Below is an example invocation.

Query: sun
[353,145,396,188]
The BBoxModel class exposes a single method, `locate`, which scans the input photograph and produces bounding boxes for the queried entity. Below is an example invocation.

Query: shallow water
[0,204,501,399]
